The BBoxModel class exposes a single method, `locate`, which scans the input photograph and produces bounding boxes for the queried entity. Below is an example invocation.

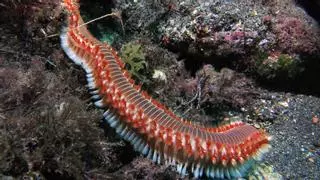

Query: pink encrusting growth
[60,0,271,178]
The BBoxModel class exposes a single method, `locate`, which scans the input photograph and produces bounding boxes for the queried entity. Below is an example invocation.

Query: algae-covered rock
[113,0,320,94]
[256,52,303,80]
[245,163,283,180]
[0,138,28,176]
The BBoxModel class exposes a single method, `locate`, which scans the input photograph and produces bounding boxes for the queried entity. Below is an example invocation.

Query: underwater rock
[113,0,320,93]
[244,163,283,180]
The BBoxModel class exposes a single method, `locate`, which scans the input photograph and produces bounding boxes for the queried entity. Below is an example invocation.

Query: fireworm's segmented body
[60,0,270,178]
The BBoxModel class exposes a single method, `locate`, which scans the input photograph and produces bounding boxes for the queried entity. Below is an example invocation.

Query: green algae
[120,41,148,82]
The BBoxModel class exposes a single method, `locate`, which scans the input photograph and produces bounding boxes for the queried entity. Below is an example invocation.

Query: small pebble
[278,101,289,107]
[312,116,319,124]
[308,158,315,163]
[254,124,261,129]
[223,117,230,121]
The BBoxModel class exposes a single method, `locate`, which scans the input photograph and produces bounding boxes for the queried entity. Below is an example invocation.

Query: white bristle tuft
[152,150,158,163]
[157,153,161,164]
[137,142,145,152]
[91,95,101,100]
[119,126,128,137]
[94,99,104,108]
[127,132,136,142]
[194,164,200,178]
[142,144,149,155]
[123,130,133,141]
[110,119,119,128]
[182,163,188,176]
[209,167,215,178]
[131,136,139,146]
[199,165,204,177]
[103,110,112,118]
[115,123,124,134]
[133,138,142,149]
[87,80,96,89]
[147,149,153,159]
[86,73,93,78]
[60,30,85,66]
[225,168,231,179]
[89,89,99,95]
[177,164,183,174]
